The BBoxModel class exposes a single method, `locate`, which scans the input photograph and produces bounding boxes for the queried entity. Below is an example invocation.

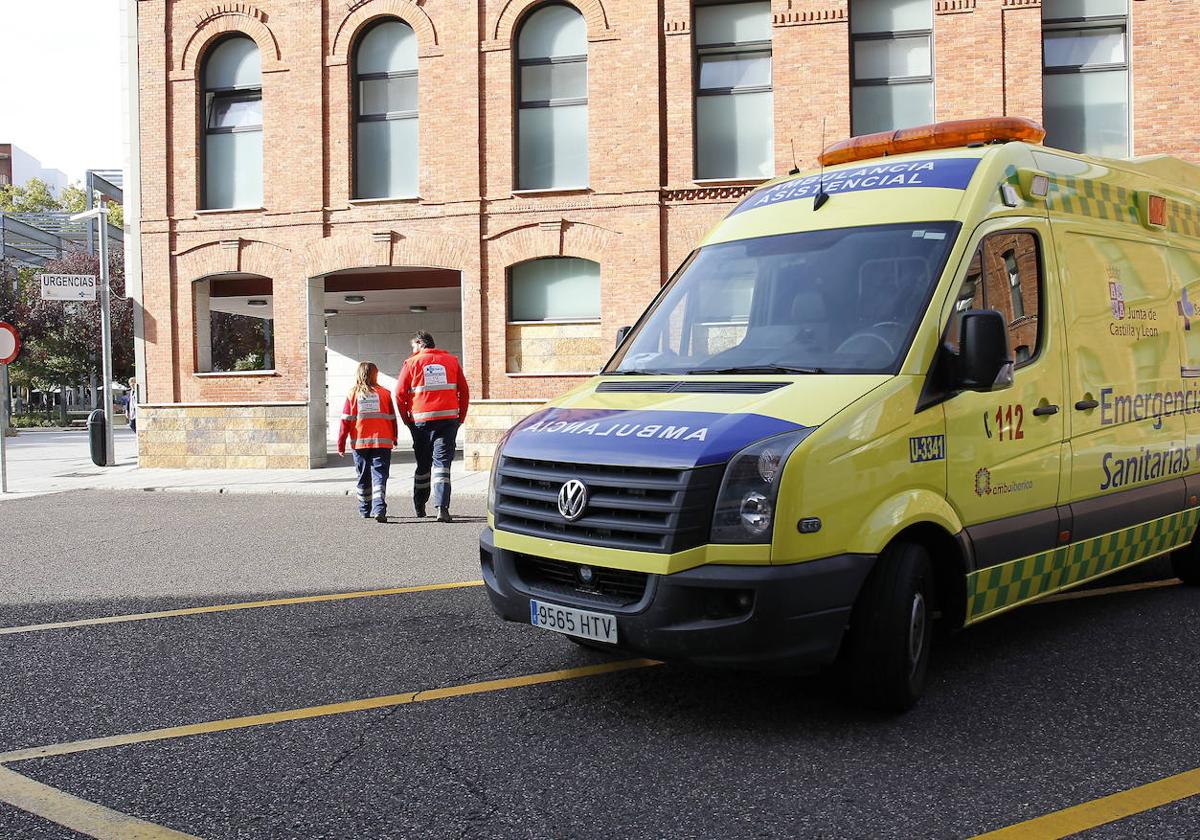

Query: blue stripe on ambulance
[503,408,807,469]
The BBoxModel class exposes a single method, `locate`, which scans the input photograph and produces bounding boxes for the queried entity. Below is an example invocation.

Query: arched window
[202,36,263,209]
[509,257,600,322]
[355,19,419,199]
[194,276,276,373]
[515,4,588,191]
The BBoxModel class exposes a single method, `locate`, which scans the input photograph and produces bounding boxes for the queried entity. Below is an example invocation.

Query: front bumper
[480,528,875,670]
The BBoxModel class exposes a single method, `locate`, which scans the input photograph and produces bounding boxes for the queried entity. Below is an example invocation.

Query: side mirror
[615,325,633,349]
[957,310,1014,391]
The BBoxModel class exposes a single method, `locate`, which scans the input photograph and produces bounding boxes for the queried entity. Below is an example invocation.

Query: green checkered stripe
[1167,198,1200,239]
[966,508,1200,623]
[1046,176,1139,225]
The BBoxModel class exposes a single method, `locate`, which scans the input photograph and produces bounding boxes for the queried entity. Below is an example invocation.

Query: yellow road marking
[0,659,661,765]
[0,580,485,636]
[1038,578,1181,605]
[973,767,1200,839]
[0,764,198,839]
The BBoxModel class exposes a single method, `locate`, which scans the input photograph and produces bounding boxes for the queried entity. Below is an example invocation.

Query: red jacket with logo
[338,385,399,453]
[394,348,470,426]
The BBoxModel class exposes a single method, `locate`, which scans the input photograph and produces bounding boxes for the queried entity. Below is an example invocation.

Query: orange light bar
[818,117,1047,168]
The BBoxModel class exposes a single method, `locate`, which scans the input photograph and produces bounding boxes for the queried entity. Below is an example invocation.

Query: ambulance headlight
[711,428,814,544]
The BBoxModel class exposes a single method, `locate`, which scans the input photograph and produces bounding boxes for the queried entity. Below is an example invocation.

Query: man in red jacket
[395,331,470,522]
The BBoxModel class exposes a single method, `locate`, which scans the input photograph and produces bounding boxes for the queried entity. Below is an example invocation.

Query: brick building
[128,0,1197,470]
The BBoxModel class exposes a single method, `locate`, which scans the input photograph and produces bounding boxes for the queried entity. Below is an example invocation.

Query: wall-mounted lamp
[248,299,268,307]
[324,309,340,316]
[409,305,428,313]
[344,295,366,304]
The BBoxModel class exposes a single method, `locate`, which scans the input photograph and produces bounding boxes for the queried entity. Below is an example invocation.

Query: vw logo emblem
[558,479,589,522]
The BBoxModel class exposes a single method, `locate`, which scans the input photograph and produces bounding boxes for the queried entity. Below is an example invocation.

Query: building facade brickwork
[133,0,1200,470]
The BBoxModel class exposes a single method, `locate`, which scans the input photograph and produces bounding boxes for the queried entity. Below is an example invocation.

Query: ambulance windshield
[607,221,961,376]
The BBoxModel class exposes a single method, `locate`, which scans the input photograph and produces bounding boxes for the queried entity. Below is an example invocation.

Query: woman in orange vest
[338,361,399,522]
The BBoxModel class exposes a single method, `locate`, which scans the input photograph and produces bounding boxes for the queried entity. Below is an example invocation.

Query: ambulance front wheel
[1170,541,1200,586]
[843,541,934,713]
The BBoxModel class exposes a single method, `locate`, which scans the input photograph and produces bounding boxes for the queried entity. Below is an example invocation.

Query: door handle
[1075,399,1099,411]
[1032,404,1059,417]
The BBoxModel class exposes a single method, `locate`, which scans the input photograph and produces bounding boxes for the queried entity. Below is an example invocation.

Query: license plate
[530,600,618,644]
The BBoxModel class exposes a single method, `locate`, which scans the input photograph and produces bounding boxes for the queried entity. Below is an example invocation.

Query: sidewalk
[0,428,488,500]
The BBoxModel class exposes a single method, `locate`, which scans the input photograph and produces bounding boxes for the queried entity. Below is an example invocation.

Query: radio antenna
[789,138,800,176]
[814,117,830,211]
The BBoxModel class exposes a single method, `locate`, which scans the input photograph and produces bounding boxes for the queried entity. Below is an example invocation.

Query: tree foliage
[0,179,61,213]
[0,177,124,228]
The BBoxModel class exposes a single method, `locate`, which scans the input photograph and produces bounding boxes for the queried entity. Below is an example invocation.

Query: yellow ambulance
[480,118,1200,710]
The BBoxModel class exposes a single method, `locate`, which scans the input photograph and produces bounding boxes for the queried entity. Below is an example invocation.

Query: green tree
[0,250,133,422]
[1,179,124,227]
[0,178,61,213]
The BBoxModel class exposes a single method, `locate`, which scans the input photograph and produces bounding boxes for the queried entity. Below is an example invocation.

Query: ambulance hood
[501,374,890,469]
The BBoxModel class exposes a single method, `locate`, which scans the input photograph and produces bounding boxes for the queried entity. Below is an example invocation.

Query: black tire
[1171,542,1200,586]
[843,541,934,713]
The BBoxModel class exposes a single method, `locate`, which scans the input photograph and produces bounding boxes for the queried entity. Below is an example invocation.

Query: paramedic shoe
[375,511,387,523]
[361,512,371,519]
[437,506,453,523]
[415,503,427,518]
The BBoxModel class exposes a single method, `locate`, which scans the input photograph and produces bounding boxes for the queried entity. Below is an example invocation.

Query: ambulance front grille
[514,554,649,608]
[493,456,723,553]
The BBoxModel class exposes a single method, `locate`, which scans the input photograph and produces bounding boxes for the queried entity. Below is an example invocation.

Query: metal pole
[97,209,115,467]
[1,363,9,493]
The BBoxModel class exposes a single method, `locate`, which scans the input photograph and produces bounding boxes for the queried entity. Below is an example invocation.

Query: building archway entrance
[310,267,464,465]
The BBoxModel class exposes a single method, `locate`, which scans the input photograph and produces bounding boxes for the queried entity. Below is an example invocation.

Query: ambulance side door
[1059,227,1189,548]
[942,220,1068,568]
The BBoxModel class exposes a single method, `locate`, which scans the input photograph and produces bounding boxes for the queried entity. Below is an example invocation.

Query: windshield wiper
[602,369,674,376]
[686,365,825,375]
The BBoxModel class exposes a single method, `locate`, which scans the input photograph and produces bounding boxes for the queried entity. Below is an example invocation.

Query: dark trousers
[353,448,392,517]
[411,419,459,510]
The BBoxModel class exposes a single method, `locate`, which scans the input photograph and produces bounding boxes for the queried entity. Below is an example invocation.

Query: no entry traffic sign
[0,322,19,365]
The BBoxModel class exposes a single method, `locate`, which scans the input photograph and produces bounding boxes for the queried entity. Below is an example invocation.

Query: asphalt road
[1,491,1198,838]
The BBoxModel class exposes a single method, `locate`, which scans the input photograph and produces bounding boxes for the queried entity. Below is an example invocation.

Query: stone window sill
[194,207,266,217]
[505,371,596,378]
[510,187,592,198]
[507,319,602,326]
[691,178,768,188]
[348,197,421,206]
[194,370,278,378]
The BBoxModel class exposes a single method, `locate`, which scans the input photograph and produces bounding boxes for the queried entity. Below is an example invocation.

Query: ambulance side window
[945,232,1042,368]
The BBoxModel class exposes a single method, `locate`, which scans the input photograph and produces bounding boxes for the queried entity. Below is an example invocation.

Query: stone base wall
[464,399,545,472]
[506,322,606,375]
[138,403,310,469]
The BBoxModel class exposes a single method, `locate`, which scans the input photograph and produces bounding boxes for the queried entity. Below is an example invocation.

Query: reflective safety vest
[339,385,399,450]
[395,348,470,425]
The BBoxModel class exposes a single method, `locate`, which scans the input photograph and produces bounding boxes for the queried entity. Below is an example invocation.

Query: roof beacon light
[818,118,1047,168]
